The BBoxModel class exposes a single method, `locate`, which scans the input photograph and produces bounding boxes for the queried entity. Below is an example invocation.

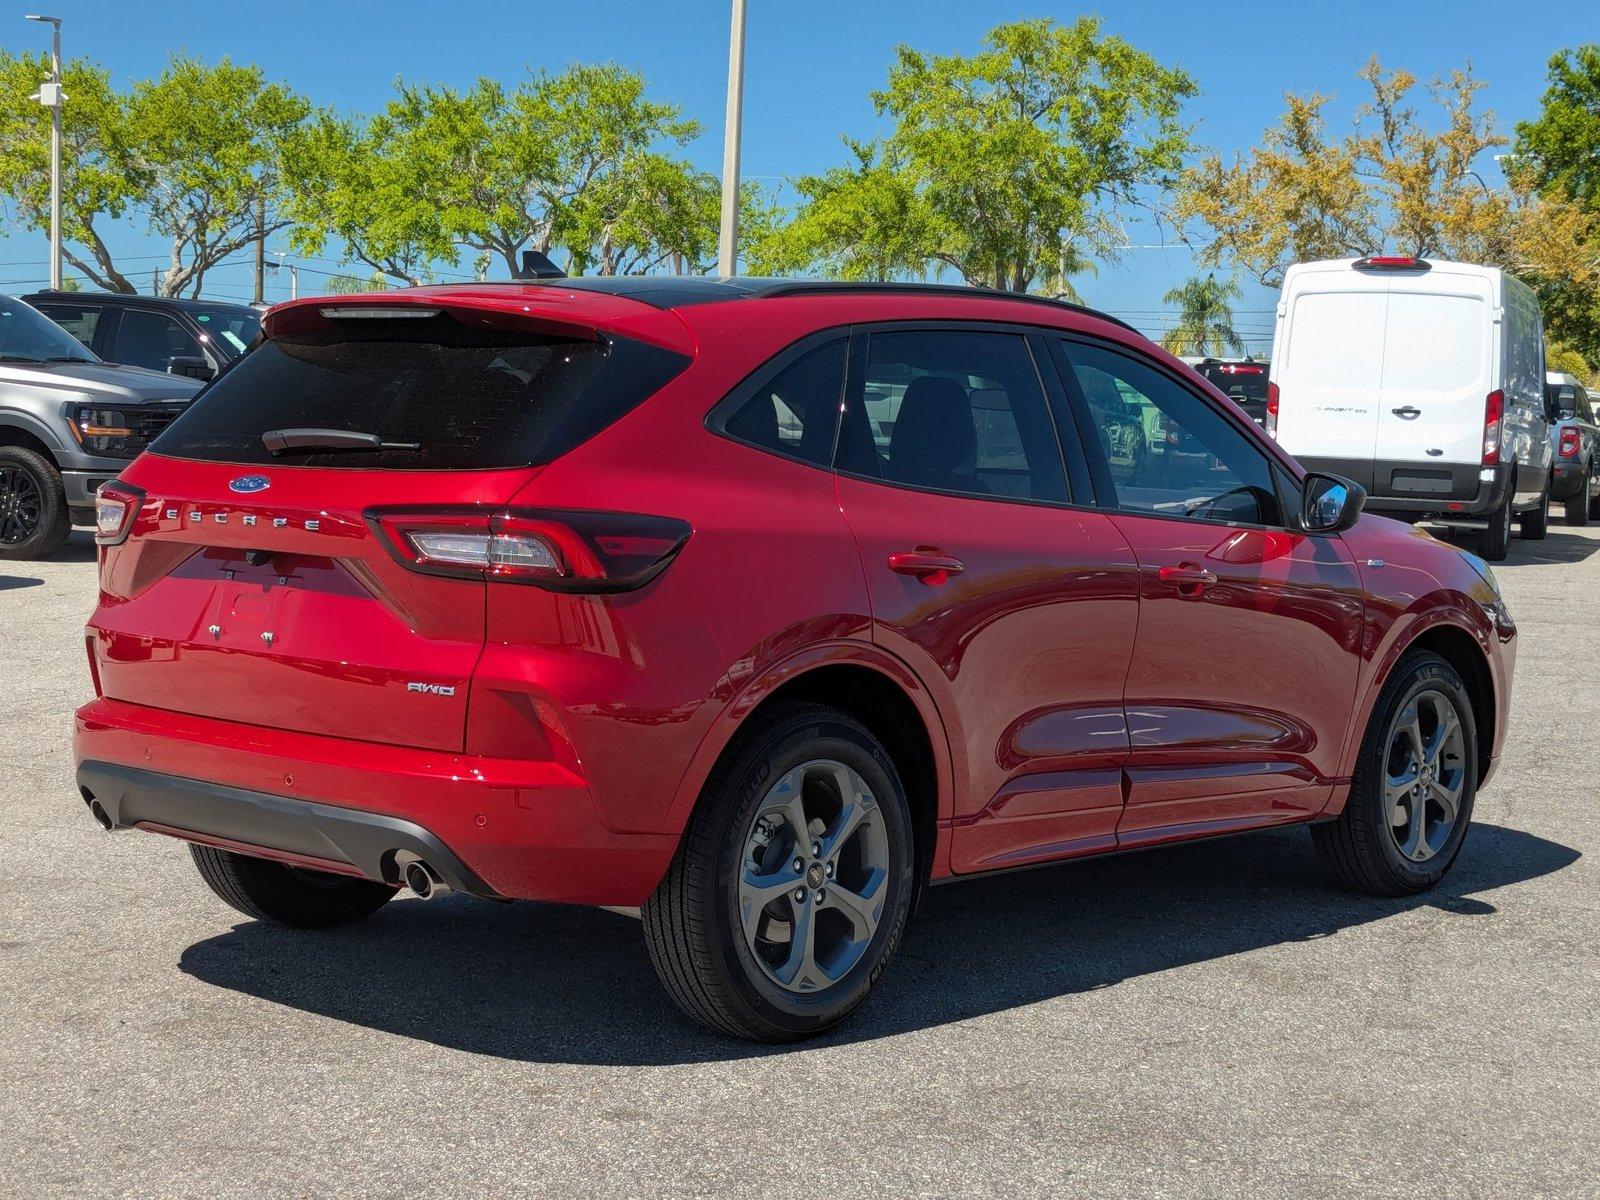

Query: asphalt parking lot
[2,527,1596,1199]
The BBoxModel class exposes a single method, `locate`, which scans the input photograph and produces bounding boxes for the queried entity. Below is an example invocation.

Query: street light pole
[26,14,64,292]
[716,0,747,278]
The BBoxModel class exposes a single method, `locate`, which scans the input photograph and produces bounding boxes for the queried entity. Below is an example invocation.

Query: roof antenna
[516,250,566,280]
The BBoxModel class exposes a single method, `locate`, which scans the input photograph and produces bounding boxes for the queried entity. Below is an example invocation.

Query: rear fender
[661,641,957,879]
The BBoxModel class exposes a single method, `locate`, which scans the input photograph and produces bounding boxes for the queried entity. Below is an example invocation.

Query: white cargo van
[1268,256,1552,560]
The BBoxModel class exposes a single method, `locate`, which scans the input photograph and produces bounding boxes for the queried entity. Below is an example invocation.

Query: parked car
[1269,256,1552,561]
[0,293,201,559]
[1546,371,1600,526]
[1193,357,1271,427]
[75,278,1516,1041]
[23,290,262,381]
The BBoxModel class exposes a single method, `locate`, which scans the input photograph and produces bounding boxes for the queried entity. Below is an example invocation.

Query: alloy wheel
[1383,689,1467,862]
[737,759,890,994]
[0,465,43,545]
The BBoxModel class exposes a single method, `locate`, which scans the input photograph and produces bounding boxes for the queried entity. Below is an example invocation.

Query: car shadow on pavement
[0,574,44,591]
[1502,526,1600,566]
[178,821,1578,1065]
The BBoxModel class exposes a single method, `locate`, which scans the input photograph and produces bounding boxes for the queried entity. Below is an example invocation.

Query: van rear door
[1273,280,1389,491]
[1371,278,1493,499]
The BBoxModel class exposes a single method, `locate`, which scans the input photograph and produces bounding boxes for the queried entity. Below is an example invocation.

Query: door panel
[1058,336,1366,844]
[840,476,1140,871]
[1110,515,1364,843]
[834,325,1140,874]
[1373,287,1491,480]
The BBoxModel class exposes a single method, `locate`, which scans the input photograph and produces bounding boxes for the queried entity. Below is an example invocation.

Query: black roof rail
[749,280,1140,335]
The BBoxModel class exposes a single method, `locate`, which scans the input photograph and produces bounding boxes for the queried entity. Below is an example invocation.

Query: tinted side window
[838,330,1067,503]
[34,302,101,350]
[1064,340,1282,526]
[718,338,846,466]
[113,309,202,371]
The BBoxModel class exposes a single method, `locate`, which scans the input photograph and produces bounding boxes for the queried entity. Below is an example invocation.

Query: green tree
[0,52,145,292]
[776,19,1195,292]
[285,64,709,282]
[0,53,310,297]
[750,140,937,281]
[1177,59,1596,294]
[282,111,454,286]
[1160,275,1244,357]
[132,57,311,298]
[1515,46,1600,366]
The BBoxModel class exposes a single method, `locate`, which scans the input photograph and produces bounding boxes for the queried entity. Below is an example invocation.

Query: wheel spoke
[1384,766,1419,819]
[822,872,884,942]
[1399,794,1429,859]
[766,767,814,850]
[773,896,823,991]
[1429,777,1461,825]
[1425,707,1460,769]
[739,865,802,951]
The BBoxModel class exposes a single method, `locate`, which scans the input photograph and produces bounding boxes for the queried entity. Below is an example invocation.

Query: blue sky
[0,0,1593,352]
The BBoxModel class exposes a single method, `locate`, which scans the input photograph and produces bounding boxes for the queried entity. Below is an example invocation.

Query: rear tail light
[369,508,691,592]
[1483,389,1504,466]
[93,480,143,546]
[1559,427,1581,458]
[1265,381,1280,439]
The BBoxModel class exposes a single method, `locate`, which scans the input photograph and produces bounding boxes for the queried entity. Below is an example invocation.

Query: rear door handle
[1392,405,1422,419]
[888,550,965,585]
[1158,563,1217,597]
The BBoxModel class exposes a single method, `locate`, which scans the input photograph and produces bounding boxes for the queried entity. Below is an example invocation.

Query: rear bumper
[1296,455,1510,521]
[72,697,679,906]
[78,760,500,897]
[1551,460,1586,499]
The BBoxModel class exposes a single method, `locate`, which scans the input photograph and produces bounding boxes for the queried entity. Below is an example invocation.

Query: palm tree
[1160,274,1244,357]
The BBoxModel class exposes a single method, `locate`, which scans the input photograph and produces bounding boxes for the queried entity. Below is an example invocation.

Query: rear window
[1197,362,1269,405]
[150,314,689,470]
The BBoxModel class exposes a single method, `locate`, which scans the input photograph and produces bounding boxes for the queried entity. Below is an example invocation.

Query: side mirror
[1301,472,1366,533]
[167,354,214,381]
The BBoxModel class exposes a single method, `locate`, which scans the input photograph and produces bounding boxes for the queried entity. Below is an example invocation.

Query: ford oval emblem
[229,475,271,494]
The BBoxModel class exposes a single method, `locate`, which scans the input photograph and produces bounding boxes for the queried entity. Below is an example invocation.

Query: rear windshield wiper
[0,354,47,364]
[261,427,422,454]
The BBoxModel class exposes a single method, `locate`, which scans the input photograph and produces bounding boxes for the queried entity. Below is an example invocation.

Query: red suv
[75,279,1516,1041]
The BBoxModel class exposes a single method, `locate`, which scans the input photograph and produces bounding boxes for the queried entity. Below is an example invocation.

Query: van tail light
[368,508,692,593]
[1265,381,1280,439]
[1354,256,1431,271]
[93,480,144,546]
[1559,427,1581,458]
[1483,389,1504,466]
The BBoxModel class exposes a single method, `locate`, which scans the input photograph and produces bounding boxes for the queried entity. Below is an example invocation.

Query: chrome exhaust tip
[401,859,446,900]
[88,799,113,831]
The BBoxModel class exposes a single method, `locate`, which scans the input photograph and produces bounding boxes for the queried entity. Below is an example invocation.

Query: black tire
[0,445,70,560]
[1517,476,1549,540]
[1564,465,1592,526]
[641,702,915,1042]
[190,844,397,928]
[1311,650,1477,896]
[1478,488,1512,561]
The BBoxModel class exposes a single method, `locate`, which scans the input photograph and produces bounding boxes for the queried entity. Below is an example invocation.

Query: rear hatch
[92,298,689,753]
[1370,279,1492,499]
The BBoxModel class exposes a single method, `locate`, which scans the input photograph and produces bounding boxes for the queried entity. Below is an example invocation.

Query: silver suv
[0,294,202,559]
